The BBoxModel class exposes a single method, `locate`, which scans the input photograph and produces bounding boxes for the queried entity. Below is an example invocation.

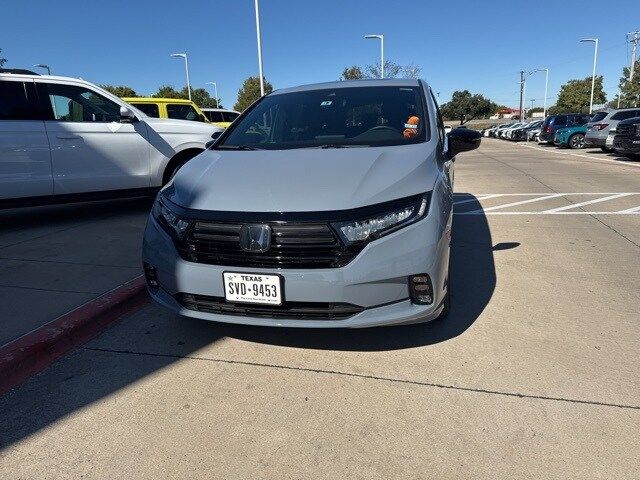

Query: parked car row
[484,108,640,159]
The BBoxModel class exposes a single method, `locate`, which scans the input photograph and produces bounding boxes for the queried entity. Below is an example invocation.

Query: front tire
[568,133,585,149]
[601,146,613,153]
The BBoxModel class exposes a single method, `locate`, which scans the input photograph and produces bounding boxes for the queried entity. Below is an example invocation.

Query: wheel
[600,146,613,153]
[568,133,585,149]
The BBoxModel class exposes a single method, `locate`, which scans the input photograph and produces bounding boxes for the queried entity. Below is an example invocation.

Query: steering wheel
[367,125,401,134]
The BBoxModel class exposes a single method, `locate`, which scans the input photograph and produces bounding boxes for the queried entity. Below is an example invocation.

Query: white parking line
[466,193,565,213]
[543,193,634,213]
[453,192,640,215]
[453,194,504,205]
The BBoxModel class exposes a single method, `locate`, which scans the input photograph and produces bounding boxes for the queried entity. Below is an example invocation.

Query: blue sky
[2,0,638,109]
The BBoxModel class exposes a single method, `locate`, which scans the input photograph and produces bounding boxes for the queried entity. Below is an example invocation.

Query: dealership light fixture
[364,34,384,78]
[170,53,192,101]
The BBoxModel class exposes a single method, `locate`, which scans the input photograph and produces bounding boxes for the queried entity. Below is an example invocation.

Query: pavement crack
[81,346,640,411]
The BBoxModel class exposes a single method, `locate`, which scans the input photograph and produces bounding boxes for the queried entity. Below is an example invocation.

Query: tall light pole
[170,53,191,101]
[580,38,598,114]
[530,99,535,112]
[530,68,549,118]
[33,64,51,75]
[364,34,384,78]
[254,0,265,96]
[206,82,219,108]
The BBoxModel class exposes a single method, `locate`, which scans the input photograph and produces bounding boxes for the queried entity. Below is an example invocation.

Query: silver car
[585,108,640,151]
[142,79,481,328]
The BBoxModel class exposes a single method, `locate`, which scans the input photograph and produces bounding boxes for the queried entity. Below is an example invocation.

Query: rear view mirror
[448,128,481,159]
[120,106,136,122]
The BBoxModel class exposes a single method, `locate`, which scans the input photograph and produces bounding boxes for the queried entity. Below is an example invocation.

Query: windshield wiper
[318,144,369,149]
[216,145,259,151]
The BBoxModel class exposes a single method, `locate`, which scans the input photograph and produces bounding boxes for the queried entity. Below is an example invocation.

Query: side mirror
[211,130,222,140]
[447,128,481,159]
[120,106,136,122]
[205,130,223,149]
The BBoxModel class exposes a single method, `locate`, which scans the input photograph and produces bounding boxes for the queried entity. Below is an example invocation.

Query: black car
[612,116,640,160]
[510,120,543,141]
[539,113,591,144]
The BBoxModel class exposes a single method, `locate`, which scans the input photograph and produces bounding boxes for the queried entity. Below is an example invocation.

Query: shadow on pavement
[0,196,154,230]
[0,195,498,448]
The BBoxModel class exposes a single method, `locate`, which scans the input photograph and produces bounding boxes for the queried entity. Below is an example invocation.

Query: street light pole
[33,64,51,75]
[364,34,384,78]
[254,0,265,96]
[580,38,599,114]
[206,82,219,108]
[529,68,549,118]
[170,53,191,101]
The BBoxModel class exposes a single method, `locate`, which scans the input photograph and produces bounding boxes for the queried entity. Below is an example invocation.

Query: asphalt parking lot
[1,139,638,479]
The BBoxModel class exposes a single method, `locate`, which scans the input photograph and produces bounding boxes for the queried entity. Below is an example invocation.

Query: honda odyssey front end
[142,79,481,327]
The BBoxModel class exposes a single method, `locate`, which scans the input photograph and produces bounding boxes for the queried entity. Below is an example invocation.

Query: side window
[131,103,159,118]
[206,111,225,122]
[44,83,121,122]
[612,110,640,121]
[429,89,445,147]
[554,115,568,126]
[223,112,239,122]
[167,104,200,121]
[0,81,40,120]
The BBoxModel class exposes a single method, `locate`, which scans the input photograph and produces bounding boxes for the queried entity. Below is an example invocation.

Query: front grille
[178,221,361,268]
[177,293,364,320]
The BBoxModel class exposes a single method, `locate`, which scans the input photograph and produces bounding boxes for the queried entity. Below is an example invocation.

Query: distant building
[490,108,522,120]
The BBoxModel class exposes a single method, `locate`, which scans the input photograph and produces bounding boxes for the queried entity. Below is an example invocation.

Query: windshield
[217,86,427,150]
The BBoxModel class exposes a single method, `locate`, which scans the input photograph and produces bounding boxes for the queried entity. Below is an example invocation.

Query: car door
[38,81,150,195]
[0,78,53,200]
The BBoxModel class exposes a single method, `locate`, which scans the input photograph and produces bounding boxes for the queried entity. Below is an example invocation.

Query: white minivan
[0,70,223,207]
[143,79,482,328]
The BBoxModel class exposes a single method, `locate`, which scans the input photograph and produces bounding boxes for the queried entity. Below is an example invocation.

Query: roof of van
[122,97,195,104]
[201,108,240,114]
[272,78,423,95]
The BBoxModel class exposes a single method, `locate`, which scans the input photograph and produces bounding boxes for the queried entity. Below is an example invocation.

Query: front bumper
[613,137,640,154]
[142,200,451,328]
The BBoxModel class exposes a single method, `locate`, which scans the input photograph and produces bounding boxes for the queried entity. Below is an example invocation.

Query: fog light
[409,274,433,305]
[144,262,159,288]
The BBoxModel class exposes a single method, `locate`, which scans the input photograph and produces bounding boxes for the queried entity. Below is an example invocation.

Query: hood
[164,144,438,212]
[143,117,223,135]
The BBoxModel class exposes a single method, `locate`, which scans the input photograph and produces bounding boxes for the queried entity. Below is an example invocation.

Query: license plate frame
[222,271,284,306]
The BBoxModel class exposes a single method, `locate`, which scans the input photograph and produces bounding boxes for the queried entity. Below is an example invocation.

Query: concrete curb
[0,275,149,395]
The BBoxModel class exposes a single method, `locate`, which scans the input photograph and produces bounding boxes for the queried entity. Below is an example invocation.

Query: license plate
[606,134,614,147]
[223,272,282,305]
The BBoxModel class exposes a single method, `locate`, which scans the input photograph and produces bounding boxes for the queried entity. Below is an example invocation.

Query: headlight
[333,194,430,244]
[152,197,191,239]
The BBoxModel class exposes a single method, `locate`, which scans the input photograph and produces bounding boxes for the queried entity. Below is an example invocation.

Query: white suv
[0,70,223,207]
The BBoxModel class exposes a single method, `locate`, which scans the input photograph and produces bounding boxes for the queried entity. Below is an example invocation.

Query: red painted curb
[0,275,150,395]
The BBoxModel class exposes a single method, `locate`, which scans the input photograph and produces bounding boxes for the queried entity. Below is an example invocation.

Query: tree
[440,90,497,125]
[0,48,7,67]
[548,76,606,114]
[618,60,640,108]
[234,76,273,112]
[339,60,421,80]
[340,66,365,80]
[153,85,182,98]
[150,85,222,108]
[100,85,137,97]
